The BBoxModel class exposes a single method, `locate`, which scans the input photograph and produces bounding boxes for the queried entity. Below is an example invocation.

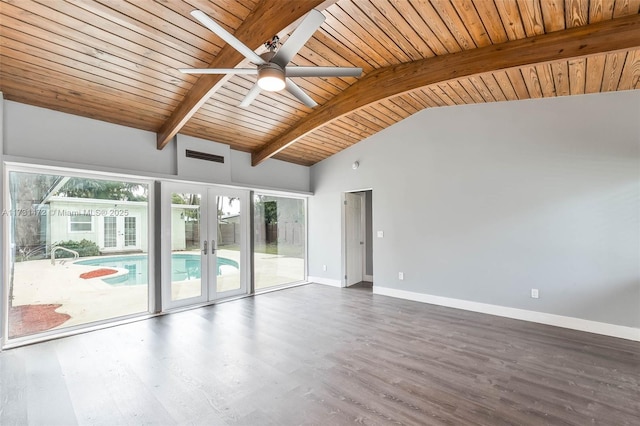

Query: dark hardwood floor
[1,284,639,425]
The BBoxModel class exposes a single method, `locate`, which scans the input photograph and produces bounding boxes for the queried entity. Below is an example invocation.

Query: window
[253,194,306,290]
[4,168,151,342]
[69,214,92,232]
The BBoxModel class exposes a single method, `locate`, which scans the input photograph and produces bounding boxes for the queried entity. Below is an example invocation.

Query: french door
[161,183,248,310]
[100,215,141,251]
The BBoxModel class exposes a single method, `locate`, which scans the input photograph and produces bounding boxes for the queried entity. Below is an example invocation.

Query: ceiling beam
[252,13,640,166]
[156,0,326,149]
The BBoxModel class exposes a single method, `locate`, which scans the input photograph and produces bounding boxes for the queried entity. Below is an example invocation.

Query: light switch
[377,231,384,238]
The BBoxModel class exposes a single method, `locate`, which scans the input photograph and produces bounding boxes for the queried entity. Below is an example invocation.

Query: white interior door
[346,192,364,286]
[161,183,248,311]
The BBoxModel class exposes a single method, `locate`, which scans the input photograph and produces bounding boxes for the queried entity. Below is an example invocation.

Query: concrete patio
[9,250,304,338]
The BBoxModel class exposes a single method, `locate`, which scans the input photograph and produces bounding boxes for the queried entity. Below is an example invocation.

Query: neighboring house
[47,197,200,253]
[47,197,148,253]
[171,204,199,251]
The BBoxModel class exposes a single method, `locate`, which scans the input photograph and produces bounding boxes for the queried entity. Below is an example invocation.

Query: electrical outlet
[531,288,539,299]
[322,265,327,271]
[398,272,404,280]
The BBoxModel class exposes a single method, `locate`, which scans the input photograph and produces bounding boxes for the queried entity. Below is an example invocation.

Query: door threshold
[162,293,251,314]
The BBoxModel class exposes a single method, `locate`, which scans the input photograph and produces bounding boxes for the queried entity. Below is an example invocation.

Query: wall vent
[185,149,225,164]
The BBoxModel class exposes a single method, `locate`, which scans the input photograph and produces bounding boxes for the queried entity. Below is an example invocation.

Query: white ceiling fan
[179,9,362,108]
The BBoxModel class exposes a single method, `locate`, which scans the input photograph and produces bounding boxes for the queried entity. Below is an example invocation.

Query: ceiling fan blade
[240,83,262,107]
[190,10,265,65]
[272,9,325,67]
[285,66,363,78]
[178,68,258,75]
[285,78,317,108]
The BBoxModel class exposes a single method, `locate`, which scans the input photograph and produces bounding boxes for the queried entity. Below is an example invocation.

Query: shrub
[54,239,100,258]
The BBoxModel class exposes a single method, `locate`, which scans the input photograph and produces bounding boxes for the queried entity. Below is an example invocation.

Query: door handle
[203,240,208,255]
[211,240,216,255]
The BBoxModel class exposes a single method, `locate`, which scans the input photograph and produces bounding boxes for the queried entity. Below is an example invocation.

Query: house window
[69,214,92,232]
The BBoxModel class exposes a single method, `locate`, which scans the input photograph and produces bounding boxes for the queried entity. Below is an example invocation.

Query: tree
[254,195,278,224]
[171,193,199,205]
[172,193,200,222]
[8,172,63,307]
[57,178,147,201]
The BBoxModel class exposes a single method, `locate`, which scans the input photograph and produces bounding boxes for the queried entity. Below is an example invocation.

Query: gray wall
[4,101,175,175]
[309,90,640,328]
[231,150,311,193]
[2,101,310,192]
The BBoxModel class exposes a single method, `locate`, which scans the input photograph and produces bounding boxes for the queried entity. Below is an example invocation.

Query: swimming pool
[75,254,238,286]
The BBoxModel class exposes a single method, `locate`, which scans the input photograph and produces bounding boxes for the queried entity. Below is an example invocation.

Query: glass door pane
[211,193,243,297]
[124,217,137,247]
[103,216,117,248]
[168,190,206,305]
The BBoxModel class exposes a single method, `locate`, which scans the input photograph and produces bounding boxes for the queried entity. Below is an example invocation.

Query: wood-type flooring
[1,283,638,425]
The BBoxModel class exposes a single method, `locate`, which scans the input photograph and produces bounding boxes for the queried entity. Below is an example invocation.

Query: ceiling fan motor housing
[257,62,286,91]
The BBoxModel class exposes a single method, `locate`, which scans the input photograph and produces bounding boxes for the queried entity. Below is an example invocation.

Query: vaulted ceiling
[1,0,639,166]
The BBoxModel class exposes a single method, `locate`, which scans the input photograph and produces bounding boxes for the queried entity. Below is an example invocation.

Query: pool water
[75,254,238,286]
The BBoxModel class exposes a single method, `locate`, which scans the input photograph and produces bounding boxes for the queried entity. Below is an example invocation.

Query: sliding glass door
[161,183,248,310]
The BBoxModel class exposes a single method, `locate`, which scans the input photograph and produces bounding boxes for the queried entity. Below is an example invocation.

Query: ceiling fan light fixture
[257,64,285,91]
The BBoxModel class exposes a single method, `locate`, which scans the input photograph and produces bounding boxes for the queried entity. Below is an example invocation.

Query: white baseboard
[364,274,374,282]
[373,286,640,342]
[308,276,343,287]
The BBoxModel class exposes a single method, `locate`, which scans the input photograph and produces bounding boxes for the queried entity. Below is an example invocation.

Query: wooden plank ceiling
[1,0,639,167]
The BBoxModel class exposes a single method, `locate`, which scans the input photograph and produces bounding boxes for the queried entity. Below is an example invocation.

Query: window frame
[2,161,155,349]
[68,214,93,233]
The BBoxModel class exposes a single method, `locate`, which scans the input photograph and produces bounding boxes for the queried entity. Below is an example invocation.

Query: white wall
[309,90,640,333]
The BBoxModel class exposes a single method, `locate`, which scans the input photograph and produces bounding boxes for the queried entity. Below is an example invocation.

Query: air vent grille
[185,149,225,163]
